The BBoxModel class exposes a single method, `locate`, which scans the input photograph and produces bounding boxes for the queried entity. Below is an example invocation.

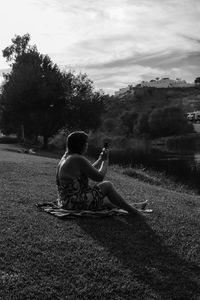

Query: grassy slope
[0,144,200,300]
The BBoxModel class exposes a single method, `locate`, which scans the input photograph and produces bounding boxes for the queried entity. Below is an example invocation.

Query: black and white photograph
[0,1,200,299]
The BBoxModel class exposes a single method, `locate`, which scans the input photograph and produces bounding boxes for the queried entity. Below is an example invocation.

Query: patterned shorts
[57,184,106,211]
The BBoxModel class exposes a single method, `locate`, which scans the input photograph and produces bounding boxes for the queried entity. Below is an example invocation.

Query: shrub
[148,106,194,138]
[102,118,116,133]
[89,131,113,148]
[134,111,150,137]
[119,111,138,136]
[166,134,198,149]
[112,135,128,148]
[0,136,18,144]
[48,128,68,150]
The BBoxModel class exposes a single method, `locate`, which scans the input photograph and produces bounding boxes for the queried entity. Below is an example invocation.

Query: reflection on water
[194,153,200,164]
[88,139,200,193]
[112,148,200,192]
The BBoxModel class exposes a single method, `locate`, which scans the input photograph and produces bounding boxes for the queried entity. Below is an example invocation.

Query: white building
[140,78,195,88]
[186,111,200,122]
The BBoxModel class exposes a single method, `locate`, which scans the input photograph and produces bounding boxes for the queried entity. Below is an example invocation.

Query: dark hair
[67,131,88,154]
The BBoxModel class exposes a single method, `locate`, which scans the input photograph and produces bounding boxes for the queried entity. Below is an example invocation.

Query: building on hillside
[114,77,197,96]
[114,87,130,97]
[186,111,200,122]
[114,85,134,97]
[140,78,195,88]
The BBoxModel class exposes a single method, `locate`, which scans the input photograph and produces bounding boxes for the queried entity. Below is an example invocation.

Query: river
[89,136,200,193]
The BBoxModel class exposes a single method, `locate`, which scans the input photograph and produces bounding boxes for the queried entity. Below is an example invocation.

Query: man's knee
[98,180,114,196]
[103,180,114,192]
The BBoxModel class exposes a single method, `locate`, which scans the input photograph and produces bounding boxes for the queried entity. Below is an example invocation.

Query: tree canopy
[2,33,32,64]
[1,39,66,147]
[0,34,105,148]
[63,73,105,131]
[119,110,138,136]
[194,77,200,84]
[148,106,194,138]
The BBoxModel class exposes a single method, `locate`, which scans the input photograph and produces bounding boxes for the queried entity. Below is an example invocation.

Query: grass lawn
[0,144,200,300]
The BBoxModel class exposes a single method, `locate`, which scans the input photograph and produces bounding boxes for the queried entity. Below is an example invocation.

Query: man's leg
[97,181,143,217]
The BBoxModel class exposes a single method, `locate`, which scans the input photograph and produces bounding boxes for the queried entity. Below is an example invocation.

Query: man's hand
[100,148,109,161]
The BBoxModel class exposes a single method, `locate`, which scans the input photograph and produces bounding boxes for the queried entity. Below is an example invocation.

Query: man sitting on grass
[56,131,148,216]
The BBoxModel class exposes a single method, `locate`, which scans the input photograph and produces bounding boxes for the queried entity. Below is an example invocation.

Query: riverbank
[110,164,197,195]
[2,142,200,195]
[0,143,200,299]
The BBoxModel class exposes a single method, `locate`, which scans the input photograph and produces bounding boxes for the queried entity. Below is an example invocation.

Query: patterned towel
[36,202,129,218]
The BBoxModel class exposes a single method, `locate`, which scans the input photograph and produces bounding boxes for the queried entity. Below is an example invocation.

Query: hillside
[127,85,200,114]
[99,86,200,141]
[105,86,200,117]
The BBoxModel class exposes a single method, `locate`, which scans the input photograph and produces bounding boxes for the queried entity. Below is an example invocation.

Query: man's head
[67,131,88,154]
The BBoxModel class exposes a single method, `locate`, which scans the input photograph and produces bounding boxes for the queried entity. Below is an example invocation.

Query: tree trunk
[34,134,38,145]
[43,135,49,149]
[21,124,25,142]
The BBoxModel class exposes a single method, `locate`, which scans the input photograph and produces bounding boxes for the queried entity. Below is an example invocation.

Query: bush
[166,134,198,149]
[0,136,19,144]
[148,106,194,138]
[134,106,194,138]
[89,131,113,148]
[119,111,138,136]
[112,135,128,148]
[102,118,116,133]
[48,129,68,150]
[134,111,150,137]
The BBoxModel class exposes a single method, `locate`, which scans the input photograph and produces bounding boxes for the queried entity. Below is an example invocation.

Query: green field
[0,144,200,300]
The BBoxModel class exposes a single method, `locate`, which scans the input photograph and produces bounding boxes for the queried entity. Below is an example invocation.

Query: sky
[0,0,200,94]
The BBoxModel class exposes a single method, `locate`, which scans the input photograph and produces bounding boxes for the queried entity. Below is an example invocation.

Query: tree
[119,111,138,136]
[1,34,68,148]
[2,33,32,63]
[148,106,194,138]
[194,77,200,84]
[64,73,105,131]
[134,111,150,137]
[1,34,106,148]
[102,118,116,133]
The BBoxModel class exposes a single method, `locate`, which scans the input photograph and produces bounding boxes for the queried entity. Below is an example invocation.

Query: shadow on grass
[77,216,200,299]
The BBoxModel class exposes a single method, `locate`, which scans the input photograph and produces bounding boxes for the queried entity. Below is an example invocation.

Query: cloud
[63,47,200,76]
[181,35,200,45]
[0,0,200,93]
[78,50,180,69]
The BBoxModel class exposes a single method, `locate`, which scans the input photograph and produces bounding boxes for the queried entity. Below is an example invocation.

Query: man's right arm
[78,156,108,182]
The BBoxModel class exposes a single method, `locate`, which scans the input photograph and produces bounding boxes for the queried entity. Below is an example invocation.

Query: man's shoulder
[67,154,88,163]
